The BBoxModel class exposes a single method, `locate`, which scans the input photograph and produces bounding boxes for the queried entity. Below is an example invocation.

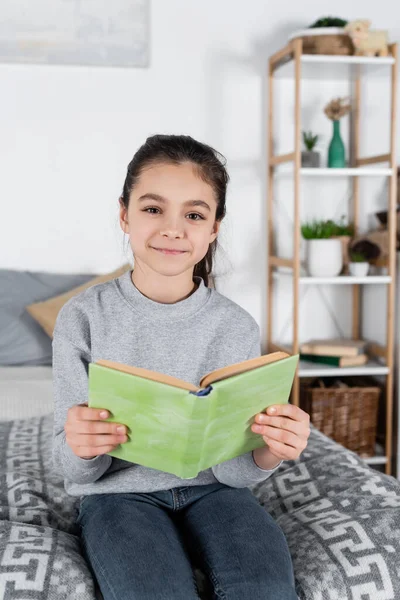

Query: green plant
[302,131,319,151]
[301,217,355,239]
[301,219,338,239]
[349,249,368,263]
[334,215,354,236]
[309,17,348,28]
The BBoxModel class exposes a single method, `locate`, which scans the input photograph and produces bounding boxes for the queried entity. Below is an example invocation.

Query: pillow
[0,264,131,366]
[0,269,96,366]
[0,413,98,599]
[26,263,131,340]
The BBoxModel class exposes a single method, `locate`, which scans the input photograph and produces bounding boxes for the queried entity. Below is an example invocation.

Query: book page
[95,360,198,392]
[200,351,289,387]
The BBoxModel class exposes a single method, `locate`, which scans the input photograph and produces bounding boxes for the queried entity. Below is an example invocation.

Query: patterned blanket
[0,414,399,599]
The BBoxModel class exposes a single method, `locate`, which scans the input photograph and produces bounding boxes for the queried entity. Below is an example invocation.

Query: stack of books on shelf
[299,338,368,368]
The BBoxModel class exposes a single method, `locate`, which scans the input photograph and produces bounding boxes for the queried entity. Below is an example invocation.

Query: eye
[142,207,205,220]
[143,207,160,214]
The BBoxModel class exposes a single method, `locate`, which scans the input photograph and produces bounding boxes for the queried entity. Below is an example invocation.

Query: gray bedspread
[0,413,399,599]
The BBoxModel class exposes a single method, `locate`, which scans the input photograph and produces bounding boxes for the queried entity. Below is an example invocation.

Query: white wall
[0,0,399,349]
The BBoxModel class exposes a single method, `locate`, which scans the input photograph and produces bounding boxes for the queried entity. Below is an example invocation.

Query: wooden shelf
[267,39,398,476]
[273,271,391,285]
[362,444,387,466]
[275,166,393,177]
[274,51,395,80]
[298,358,389,378]
[302,167,393,176]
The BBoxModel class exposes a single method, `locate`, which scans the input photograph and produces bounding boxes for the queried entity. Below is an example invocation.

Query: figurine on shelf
[350,169,400,268]
[344,20,389,57]
[348,227,398,268]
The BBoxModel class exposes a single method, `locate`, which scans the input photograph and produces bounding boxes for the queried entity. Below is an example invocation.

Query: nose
[159,216,185,238]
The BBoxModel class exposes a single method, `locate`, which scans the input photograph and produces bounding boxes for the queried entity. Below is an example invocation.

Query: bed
[1,365,399,600]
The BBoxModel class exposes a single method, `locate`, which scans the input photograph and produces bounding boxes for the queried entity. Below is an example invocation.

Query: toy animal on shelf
[349,168,400,266]
[344,20,389,57]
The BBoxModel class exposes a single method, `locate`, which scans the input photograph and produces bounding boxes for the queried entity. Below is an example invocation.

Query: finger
[264,438,300,460]
[74,404,112,422]
[252,423,300,448]
[69,421,129,435]
[253,413,305,438]
[73,433,128,448]
[265,404,310,422]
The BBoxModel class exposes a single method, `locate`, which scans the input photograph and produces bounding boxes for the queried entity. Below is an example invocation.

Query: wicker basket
[289,28,354,56]
[302,34,353,55]
[300,377,380,457]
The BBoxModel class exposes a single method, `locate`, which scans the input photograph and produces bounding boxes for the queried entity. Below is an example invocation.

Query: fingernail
[117,426,125,433]
[268,407,276,414]
[254,425,263,433]
[100,411,108,418]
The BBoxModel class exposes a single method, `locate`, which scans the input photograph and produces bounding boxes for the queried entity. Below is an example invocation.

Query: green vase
[328,120,345,168]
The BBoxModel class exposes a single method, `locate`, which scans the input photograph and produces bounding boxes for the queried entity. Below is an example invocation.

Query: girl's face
[119,161,220,279]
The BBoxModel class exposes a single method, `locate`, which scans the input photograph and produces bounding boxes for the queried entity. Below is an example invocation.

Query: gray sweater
[52,268,281,497]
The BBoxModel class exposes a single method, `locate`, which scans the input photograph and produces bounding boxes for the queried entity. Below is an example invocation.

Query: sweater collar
[115,269,211,321]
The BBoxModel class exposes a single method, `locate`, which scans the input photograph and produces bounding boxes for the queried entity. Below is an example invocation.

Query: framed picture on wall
[0,0,149,68]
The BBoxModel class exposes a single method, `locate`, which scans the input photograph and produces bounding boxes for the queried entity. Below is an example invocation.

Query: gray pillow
[0,269,95,366]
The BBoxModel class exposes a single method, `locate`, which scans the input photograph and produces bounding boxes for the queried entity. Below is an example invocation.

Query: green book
[88,351,299,479]
[300,353,368,367]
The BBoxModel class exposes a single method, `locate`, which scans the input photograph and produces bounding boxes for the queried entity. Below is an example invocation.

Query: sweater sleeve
[211,319,283,488]
[52,302,112,485]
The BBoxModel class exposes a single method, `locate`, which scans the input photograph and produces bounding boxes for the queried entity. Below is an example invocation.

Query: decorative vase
[301,151,320,168]
[328,120,345,168]
[307,239,343,277]
[349,262,369,277]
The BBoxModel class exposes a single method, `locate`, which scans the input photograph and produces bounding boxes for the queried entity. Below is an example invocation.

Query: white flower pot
[307,239,343,277]
[349,261,369,277]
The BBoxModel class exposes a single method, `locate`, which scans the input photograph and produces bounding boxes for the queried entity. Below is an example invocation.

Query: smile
[152,248,188,255]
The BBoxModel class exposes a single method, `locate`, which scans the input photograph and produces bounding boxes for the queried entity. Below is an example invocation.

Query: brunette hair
[120,134,228,287]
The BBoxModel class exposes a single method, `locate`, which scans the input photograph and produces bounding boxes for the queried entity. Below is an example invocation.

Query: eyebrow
[137,193,211,212]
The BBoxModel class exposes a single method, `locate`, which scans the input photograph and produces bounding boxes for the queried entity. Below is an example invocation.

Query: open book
[88,351,299,479]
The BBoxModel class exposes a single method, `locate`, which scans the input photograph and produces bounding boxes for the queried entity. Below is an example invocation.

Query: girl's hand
[251,404,310,464]
[65,403,129,459]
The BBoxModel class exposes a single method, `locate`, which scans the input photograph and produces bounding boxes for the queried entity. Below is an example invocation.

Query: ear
[209,220,221,244]
[119,197,129,234]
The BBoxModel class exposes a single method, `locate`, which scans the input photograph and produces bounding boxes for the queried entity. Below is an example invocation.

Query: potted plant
[324,97,351,168]
[301,219,343,277]
[301,131,320,167]
[348,249,370,277]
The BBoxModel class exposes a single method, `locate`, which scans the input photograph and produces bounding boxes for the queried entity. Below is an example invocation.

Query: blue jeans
[77,481,297,600]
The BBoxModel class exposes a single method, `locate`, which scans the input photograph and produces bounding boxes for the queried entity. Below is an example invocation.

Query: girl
[52,134,310,600]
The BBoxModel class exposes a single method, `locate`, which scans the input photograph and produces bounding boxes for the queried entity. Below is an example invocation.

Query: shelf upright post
[267,53,275,356]
[292,38,302,407]
[352,66,361,339]
[386,43,398,475]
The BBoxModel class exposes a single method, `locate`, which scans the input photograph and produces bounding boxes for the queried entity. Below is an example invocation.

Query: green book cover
[300,353,342,366]
[88,353,299,479]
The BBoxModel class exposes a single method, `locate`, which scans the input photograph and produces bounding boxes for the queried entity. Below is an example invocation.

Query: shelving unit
[267,39,398,475]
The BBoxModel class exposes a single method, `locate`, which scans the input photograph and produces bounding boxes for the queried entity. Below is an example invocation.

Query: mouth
[151,247,188,255]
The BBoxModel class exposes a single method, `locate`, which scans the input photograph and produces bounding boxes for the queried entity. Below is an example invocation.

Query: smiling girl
[52,134,309,600]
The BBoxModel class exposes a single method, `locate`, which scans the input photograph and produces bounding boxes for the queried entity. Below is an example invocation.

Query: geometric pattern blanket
[0,413,399,599]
